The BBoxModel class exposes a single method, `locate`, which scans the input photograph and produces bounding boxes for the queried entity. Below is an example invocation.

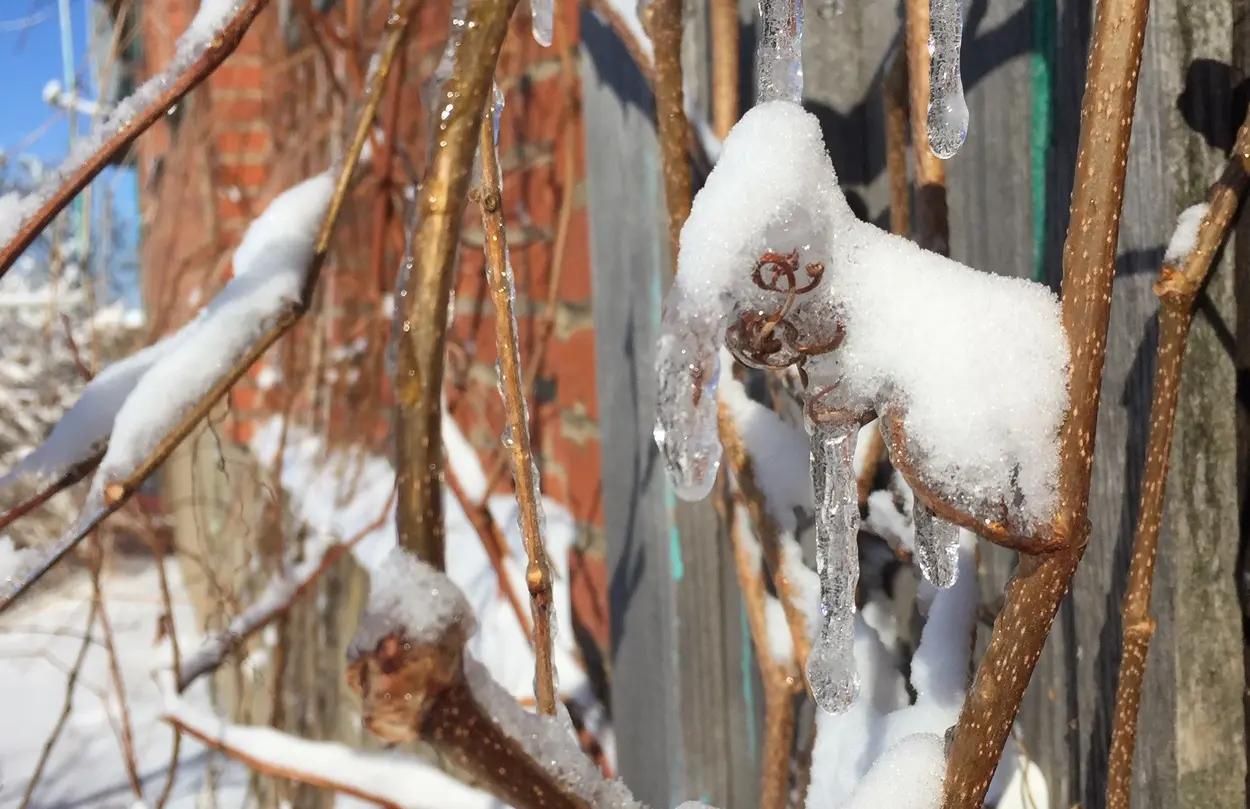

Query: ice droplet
[653,290,723,501]
[755,0,804,104]
[530,0,554,46]
[926,0,968,158]
[804,419,860,713]
[912,500,960,588]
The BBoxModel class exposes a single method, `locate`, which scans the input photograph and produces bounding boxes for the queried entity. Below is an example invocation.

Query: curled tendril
[726,248,843,385]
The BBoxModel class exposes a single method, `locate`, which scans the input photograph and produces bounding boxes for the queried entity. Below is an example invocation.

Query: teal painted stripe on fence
[1030,0,1055,283]
[740,601,758,761]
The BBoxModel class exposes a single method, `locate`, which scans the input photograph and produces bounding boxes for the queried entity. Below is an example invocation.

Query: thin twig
[16,601,99,809]
[727,502,797,809]
[710,0,739,140]
[476,115,558,716]
[883,51,911,238]
[1105,111,1250,809]
[151,529,185,809]
[393,0,522,570]
[0,451,103,534]
[646,0,693,263]
[0,3,414,616]
[0,0,273,278]
[903,0,949,254]
[941,0,1150,802]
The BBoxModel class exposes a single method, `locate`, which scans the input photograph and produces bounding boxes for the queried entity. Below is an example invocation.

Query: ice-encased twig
[805,417,861,714]
[925,0,968,158]
[755,0,804,104]
[531,0,554,45]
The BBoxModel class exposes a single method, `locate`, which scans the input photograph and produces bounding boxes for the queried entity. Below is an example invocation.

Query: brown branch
[349,628,610,809]
[727,500,797,809]
[719,405,812,668]
[476,116,558,715]
[941,0,1150,802]
[393,0,521,570]
[0,0,272,278]
[710,0,739,140]
[1105,112,1250,809]
[883,51,911,238]
[903,0,949,254]
[0,3,413,616]
[151,532,185,809]
[646,0,693,263]
[0,450,103,534]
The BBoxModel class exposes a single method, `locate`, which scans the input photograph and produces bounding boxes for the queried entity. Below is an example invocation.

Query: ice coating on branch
[531,0,555,46]
[659,100,1067,710]
[926,0,968,158]
[755,0,804,103]
[806,419,861,713]
[911,501,959,588]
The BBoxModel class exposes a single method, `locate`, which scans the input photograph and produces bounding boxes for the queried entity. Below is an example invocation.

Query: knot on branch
[1152,264,1199,303]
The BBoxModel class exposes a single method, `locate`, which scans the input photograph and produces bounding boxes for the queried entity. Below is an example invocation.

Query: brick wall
[136,0,608,654]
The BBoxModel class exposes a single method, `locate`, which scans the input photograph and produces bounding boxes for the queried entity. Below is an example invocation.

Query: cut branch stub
[347,626,594,809]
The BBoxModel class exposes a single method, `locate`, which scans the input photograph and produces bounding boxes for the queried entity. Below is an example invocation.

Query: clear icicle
[926,0,968,158]
[654,288,723,501]
[755,0,804,104]
[805,419,861,714]
[911,500,960,588]
[530,0,554,46]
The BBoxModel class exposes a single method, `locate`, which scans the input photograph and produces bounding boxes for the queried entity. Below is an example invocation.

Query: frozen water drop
[530,0,554,45]
[926,0,968,158]
[912,500,960,588]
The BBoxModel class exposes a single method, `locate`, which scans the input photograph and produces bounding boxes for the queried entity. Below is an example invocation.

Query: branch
[393,0,521,570]
[0,5,413,615]
[475,116,558,715]
[0,0,272,277]
[710,0,739,140]
[883,51,911,239]
[1105,110,1250,809]
[904,0,949,254]
[0,450,102,534]
[942,0,1150,802]
[646,0,693,261]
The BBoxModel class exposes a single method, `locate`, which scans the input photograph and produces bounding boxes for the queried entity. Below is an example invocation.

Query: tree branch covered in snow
[0,8,413,614]
[0,0,273,278]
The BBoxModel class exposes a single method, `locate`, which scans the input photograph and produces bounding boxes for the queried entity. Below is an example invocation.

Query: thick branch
[710,0,740,140]
[1105,111,1250,809]
[393,0,521,569]
[475,117,558,715]
[941,0,1150,803]
[0,0,272,278]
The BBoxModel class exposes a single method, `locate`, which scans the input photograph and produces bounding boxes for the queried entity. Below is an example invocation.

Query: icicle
[911,500,960,588]
[654,288,723,501]
[755,0,804,104]
[926,0,968,158]
[531,0,554,46]
[805,418,861,714]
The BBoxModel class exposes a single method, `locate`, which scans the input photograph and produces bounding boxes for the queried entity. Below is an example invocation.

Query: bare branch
[393,0,521,569]
[0,0,273,278]
[942,0,1150,801]
[1105,110,1250,809]
[904,0,949,254]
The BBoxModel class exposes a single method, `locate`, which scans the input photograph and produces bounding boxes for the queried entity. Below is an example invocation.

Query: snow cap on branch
[349,546,476,659]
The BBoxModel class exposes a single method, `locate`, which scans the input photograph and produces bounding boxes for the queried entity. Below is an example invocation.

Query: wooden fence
[585,0,1250,806]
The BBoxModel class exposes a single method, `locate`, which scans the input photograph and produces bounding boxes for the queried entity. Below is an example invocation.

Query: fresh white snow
[1164,202,1209,266]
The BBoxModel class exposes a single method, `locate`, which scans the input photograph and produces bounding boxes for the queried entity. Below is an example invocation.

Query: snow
[0,559,252,808]
[838,733,946,809]
[463,658,642,809]
[0,536,39,589]
[87,173,332,504]
[164,696,502,809]
[0,337,177,491]
[1164,202,1208,265]
[349,547,476,658]
[661,101,1068,535]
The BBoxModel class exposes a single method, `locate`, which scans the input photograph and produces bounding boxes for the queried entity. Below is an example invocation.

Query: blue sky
[1,0,141,292]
